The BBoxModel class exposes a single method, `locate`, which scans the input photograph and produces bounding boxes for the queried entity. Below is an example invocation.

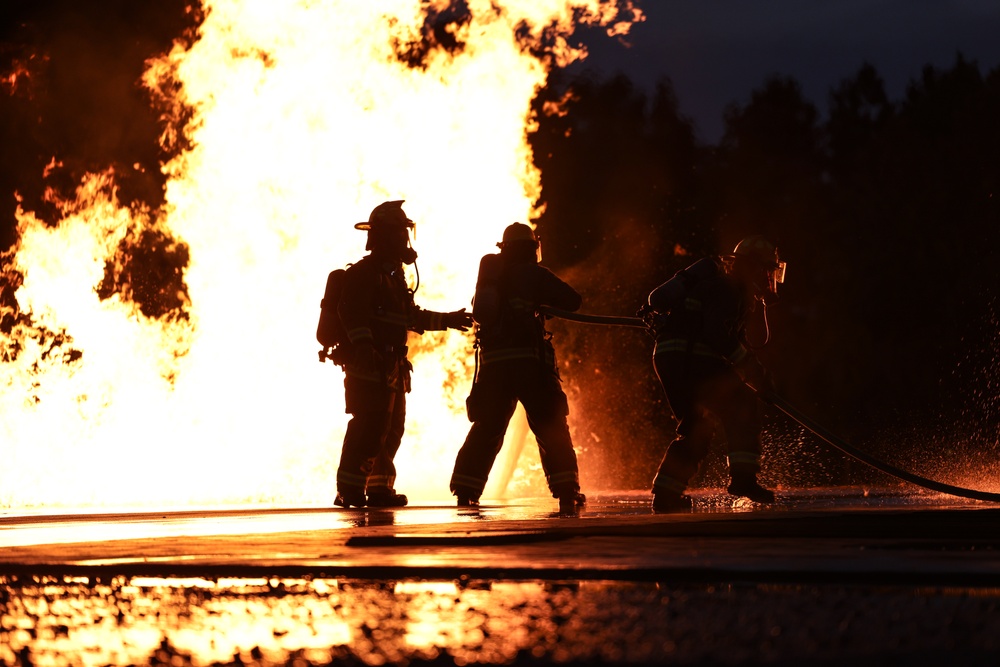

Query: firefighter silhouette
[642,235,787,512]
[450,222,587,514]
[334,200,471,508]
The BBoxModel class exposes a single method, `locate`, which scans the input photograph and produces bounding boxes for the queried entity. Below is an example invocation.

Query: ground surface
[2,488,1000,666]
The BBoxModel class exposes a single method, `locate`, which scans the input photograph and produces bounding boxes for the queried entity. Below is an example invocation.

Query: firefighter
[644,235,786,512]
[450,222,587,514]
[335,200,472,508]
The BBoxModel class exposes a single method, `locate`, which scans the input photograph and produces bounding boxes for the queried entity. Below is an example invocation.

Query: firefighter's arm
[648,259,718,313]
[411,307,472,333]
[537,267,582,312]
[647,275,680,313]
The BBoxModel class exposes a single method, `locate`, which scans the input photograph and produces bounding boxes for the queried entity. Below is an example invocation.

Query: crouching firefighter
[641,235,787,512]
[450,222,587,514]
[333,200,471,508]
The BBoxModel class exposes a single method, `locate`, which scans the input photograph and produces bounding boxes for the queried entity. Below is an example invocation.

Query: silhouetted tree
[827,62,894,179]
[713,76,825,244]
[828,55,1000,435]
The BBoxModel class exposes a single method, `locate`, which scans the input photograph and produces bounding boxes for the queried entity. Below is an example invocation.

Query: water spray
[756,390,1000,503]
[540,306,1000,503]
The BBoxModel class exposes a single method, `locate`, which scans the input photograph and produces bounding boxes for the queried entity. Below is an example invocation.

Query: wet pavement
[3,488,1000,665]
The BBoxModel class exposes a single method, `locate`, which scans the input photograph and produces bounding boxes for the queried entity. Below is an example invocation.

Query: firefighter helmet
[356,200,417,264]
[498,222,537,247]
[354,200,414,231]
[732,235,779,268]
[729,235,786,294]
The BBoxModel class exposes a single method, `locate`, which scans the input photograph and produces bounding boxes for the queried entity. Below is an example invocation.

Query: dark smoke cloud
[0,0,201,325]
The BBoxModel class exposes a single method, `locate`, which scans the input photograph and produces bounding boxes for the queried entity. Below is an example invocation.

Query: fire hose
[539,306,647,329]
[540,305,1000,503]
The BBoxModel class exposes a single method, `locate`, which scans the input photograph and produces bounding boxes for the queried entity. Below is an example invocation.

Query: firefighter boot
[366,490,409,507]
[558,492,587,514]
[454,486,480,508]
[727,475,775,504]
[334,488,367,509]
[652,492,693,513]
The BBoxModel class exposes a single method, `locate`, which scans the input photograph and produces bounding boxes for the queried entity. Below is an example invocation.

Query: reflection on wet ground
[4,575,1000,666]
[2,489,1000,665]
[0,487,977,549]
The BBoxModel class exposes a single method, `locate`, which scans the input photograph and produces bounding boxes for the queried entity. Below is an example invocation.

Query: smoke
[1,1,200,355]
[0,1,200,236]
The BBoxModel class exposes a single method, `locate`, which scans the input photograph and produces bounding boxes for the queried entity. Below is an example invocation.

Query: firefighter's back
[476,259,580,352]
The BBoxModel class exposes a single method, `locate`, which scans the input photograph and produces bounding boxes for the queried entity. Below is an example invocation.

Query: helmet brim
[354,220,414,231]
[725,253,779,270]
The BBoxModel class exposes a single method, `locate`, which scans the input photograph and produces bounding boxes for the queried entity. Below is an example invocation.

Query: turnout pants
[651,351,762,496]
[337,374,405,498]
[450,358,580,500]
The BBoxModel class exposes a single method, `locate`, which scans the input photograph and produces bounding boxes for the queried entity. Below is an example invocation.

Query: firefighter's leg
[519,365,581,504]
[336,375,390,507]
[711,372,774,503]
[653,407,714,494]
[650,353,713,510]
[367,389,408,507]
[450,370,517,504]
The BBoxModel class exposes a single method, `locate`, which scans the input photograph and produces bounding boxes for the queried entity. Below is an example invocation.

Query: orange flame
[0,1,639,510]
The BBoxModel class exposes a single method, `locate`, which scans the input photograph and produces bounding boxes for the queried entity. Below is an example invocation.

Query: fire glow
[0,1,639,509]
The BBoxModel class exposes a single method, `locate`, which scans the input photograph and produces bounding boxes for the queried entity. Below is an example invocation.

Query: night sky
[572,0,1000,141]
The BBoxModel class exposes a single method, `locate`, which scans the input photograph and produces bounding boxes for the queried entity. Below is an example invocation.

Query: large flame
[0,1,639,510]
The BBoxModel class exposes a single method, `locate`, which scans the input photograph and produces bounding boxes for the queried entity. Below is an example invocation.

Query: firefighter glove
[445,308,473,331]
[636,304,658,337]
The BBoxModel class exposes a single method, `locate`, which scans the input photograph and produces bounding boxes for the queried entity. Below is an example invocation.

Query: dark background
[571,0,1000,144]
[2,1,998,490]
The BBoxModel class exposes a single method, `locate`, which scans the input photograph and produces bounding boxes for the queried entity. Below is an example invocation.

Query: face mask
[769,261,787,294]
[370,227,416,264]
